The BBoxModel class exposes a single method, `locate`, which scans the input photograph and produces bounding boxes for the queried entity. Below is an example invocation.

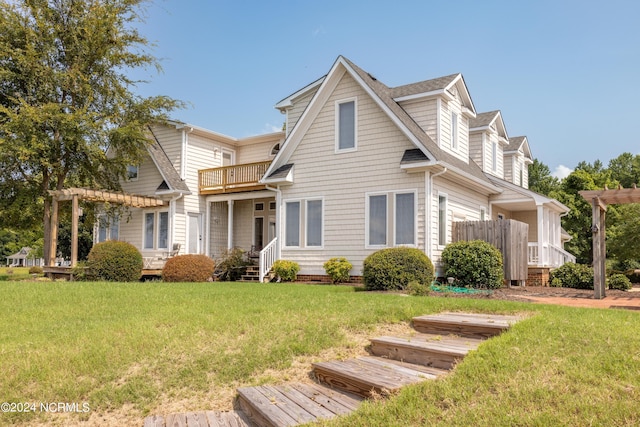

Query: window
[255,202,264,211]
[438,194,447,246]
[519,168,524,187]
[491,141,497,172]
[285,199,324,248]
[97,215,119,243]
[306,200,323,247]
[144,211,169,250]
[451,112,458,150]
[367,191,416,247]
[270,143,280,156]
[285,201,300,247]
[395,193,415,245]
[480,207,487,221]
[336,99,356,151]
[127,165,138,181]
[269,201,276,211]
[369,195,387,246]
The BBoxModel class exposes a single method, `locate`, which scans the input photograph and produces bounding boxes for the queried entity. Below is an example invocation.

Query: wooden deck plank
[272,385,336,419]
[186,411,209,427]
[363,356,449,376]
[165,413,188,427]
[357,357,439,380]
[373,335,477,355]
[237,386,298,427]
[205,410,253,427]
[259,385,319,424]
[291,383,362,414]
[411,312,518,338]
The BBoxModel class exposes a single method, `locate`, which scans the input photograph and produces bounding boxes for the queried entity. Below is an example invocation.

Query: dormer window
[127,165,138,181]
[336,98,356,152]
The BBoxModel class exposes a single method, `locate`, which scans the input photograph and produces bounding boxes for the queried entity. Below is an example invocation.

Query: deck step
[412,312,521,339]
[143,410,253,427]
[312,356,436,398]
[237,383,362,427]
[370,333,483,369]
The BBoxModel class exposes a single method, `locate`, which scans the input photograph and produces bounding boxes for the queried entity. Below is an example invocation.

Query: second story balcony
[199,160,272,195]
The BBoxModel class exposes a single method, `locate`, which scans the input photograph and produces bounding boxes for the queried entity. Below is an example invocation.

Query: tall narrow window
[97,216,119,243]
[144,212,155,249]
[285,201,300,246]
[438,195,447,246]
[369,195,387,246]
[480,207,487,221]
[158,212,169,249]
[395,193,415,245]
[491,141,497,172]
[519,168,524,187]
[337,100,355,151]
[451,112,458,150]
[127,165,138,180]
[306,200,323,247]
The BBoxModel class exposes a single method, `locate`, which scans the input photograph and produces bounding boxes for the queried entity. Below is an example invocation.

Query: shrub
[608,273,632,291]
[86,241,143,282]
[215,248,250,281]
[163,254,215,282]
[363,247,434,291]
[323,257,353,283]
[273,260,300,282]
[28,266,43,275]
[549,263,594,289]
[441,240,504,289]
[407,280,430,296]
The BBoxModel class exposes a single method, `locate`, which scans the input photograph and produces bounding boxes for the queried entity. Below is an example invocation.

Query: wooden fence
[452,219,529,283]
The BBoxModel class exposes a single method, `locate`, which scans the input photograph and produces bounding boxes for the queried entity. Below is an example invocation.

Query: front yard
[0,281,638,426]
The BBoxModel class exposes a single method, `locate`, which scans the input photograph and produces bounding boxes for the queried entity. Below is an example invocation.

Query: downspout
[168,193,183,251]
[426,167,447,260]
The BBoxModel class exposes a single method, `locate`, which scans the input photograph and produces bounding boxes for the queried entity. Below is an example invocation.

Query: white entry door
[188,213,203,254]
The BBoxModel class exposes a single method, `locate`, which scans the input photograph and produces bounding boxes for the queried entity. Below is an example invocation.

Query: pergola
[47,188,167,268]
[579,185,640,299]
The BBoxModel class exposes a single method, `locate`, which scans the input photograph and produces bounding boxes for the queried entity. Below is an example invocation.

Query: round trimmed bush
[363,247,434,291]
[323,257,353,283]
[608,273,632,291]
[162,254,215,282]
[549,263,593,289]
[441,240,504,289]
[86,241,143,282]
[273,259,300,282]
[28,266,44,275]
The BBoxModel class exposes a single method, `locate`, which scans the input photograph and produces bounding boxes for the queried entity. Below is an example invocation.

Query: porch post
[536,204,544,266]
[205,200,211,257]
[227,200,234,249]
[70,194,79,268]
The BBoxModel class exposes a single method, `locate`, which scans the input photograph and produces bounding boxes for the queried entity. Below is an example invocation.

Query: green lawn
[0,282,638,426]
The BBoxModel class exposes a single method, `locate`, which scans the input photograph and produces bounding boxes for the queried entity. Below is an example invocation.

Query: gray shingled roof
[506,136,526,151]
[401,149,430,164]
[266,163,294,180]
[341,57,494,187]
[146,134,191,193]
[390,74,460,98]
[469,111,500,129]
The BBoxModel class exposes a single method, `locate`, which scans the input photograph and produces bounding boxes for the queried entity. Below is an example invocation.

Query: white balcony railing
[528,242,576,267]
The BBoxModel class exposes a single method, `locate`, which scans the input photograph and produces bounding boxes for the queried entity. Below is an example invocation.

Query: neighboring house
[6,247,44,267]
[105,55,574,284]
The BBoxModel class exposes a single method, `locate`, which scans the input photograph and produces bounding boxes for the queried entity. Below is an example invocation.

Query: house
[6,247,44,267]
[106,55,574,284]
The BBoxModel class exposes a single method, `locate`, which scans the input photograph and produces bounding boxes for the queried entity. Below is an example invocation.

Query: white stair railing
[259,237,278,283]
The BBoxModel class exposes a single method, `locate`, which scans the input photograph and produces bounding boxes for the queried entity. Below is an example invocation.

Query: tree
[608,152,640,188]
[0,0,182,264]
[528,158,559,196]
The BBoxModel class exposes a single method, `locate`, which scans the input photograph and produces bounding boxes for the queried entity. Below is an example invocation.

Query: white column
[536,204,544,266]
[227,200,234,249]
[205,201,211,257]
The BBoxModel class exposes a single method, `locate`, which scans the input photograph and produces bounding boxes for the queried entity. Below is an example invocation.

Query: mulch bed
[431,285,640,303]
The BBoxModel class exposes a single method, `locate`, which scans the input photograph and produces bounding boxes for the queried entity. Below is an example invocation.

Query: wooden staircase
[143,312,521,427]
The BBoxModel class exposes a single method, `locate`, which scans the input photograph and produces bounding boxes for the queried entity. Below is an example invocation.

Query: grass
[0,267,34,281]
[0,281,638,426]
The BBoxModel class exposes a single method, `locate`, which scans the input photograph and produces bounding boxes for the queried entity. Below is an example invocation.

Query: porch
[199,161,271,195]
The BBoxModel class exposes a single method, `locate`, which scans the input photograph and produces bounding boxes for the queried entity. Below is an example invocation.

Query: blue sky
[131,0,640,178]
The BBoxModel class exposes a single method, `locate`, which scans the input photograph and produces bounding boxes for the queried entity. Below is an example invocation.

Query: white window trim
[304,197,324,249]
[437,192,448,248]
[480,206,487,221]
[451,112,458,150]
[335,97,357,153]
[366,190,418,249]
[142,209,170,251]
[283,199,302,249]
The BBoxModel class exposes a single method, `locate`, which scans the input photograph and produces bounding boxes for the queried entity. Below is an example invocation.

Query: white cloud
[552,165,573,179]
[263,123,283,133]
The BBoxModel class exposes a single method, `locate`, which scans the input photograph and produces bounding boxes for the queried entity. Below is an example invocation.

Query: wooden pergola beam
[47,188,168,269]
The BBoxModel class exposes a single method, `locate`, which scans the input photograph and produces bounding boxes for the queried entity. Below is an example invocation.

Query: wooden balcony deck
[199,160,272,195]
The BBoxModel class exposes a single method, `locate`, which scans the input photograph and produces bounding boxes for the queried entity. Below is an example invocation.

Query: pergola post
[71,194,79,268]
[48,197,59,267]
[591,197,606,299]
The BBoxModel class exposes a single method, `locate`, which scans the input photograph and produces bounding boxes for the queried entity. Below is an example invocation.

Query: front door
[188,213,202,254]
[254,217,264,250]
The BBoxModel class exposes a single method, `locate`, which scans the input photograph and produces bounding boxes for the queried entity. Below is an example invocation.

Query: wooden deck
[144,312,522,427]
